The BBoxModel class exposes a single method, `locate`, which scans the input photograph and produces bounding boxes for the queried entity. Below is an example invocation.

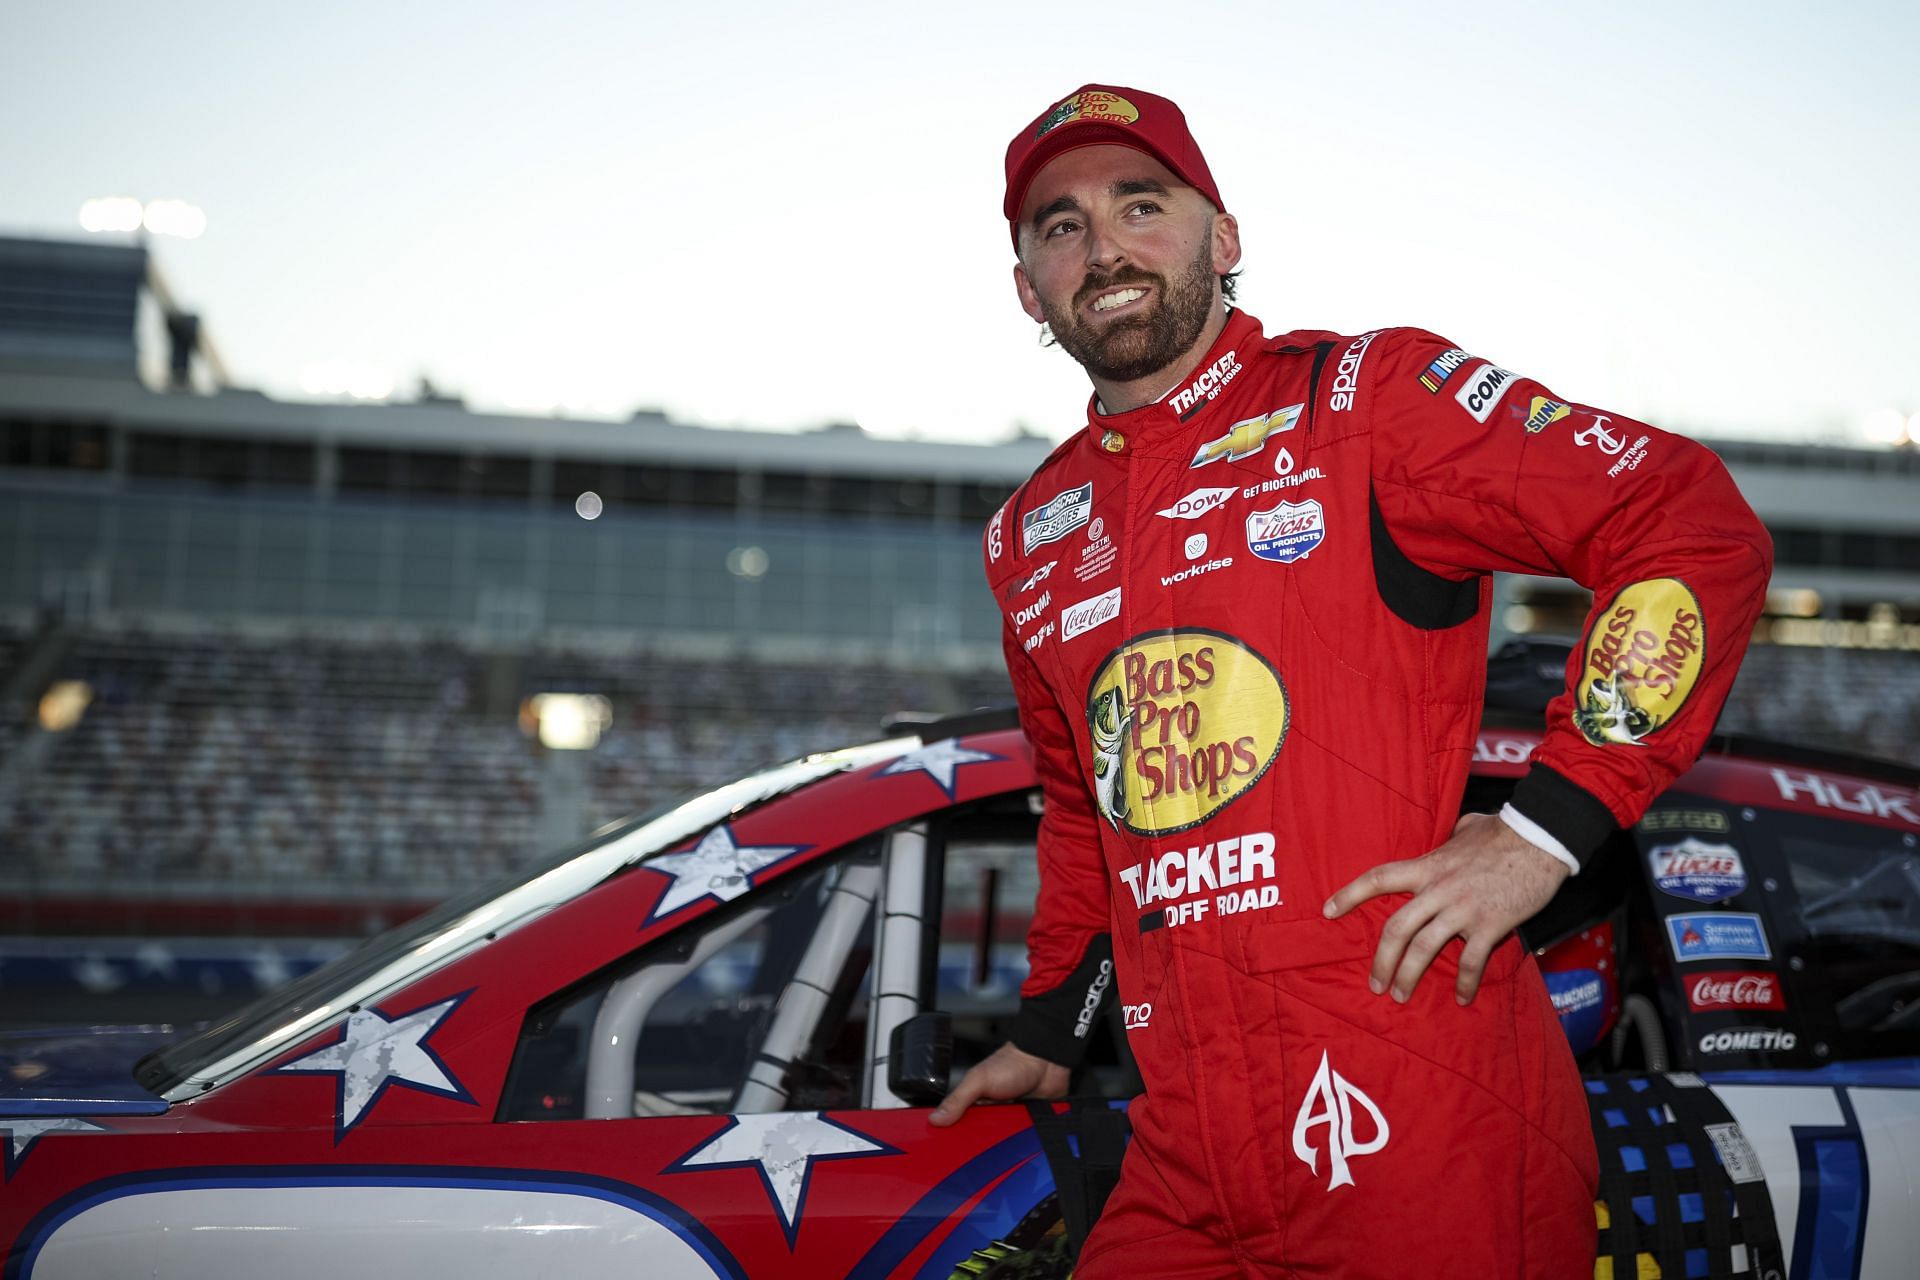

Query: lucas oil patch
[1574,578,1706,746]
[1245,499,1326,564]
[1085,630,1287,837]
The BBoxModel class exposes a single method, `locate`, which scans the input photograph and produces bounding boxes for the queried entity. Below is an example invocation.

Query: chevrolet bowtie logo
[1190,403,1304,468]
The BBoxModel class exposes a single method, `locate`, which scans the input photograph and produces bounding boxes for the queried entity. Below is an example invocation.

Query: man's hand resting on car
[927,1041,1070,1126]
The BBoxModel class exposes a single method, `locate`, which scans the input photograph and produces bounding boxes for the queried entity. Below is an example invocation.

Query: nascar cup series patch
[1245,499,1325,564]
[1574,578,1706,746]
[1085,630,1287,837]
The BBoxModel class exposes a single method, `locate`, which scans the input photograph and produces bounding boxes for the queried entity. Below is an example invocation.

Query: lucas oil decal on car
[1649,839,1747,904]
[1085,630,1287,837]
[1574,577,1706,746]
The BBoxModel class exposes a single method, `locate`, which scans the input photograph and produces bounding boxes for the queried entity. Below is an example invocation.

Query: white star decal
[3,1117,107,1178]
[670,1112,896,1244]
[642,826,807,923]
[272,993,475,1138]
[878,740,1003,800]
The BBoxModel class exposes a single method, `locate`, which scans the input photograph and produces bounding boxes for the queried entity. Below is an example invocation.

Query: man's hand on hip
[1322,811,1571,1006]
[927,1041,1070,1126]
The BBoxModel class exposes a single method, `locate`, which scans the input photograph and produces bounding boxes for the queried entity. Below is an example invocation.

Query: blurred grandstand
[1,233,1916,1020]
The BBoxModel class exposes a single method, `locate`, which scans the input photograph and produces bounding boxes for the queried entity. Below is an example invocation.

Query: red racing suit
[982,309,1772,1278]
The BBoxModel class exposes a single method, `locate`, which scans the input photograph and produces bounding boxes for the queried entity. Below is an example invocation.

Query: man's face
[1013,144,1239,385]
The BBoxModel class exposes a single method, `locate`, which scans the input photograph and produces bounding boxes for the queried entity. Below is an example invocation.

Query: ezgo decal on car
[1574,577,1705,746]
[1665,912,1771,963]
[1084,630,1287,836]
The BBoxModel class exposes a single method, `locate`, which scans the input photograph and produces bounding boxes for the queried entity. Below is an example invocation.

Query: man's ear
[1211,212,1242,277]
[1013,260,1048,325]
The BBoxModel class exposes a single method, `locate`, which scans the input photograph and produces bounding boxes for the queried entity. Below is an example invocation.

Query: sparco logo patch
[1061,587,1121,641]
[1454,363,1516,423]
[1190,404,1303,468]
[1698,1027,1797,1056]
[1157,486,1236,521]
[1074,959,1113,1040]
[1084,629,1287,836]
[1649,838,1747,904]
[986,505,1006,562]
[1327,330,1378,412]
[1666,912,1770,963]
[1293,1050,1388,1191]
[1169,350,1242,418]
[1021,482,1093,554]
[1245,498,1326,564]
[1575,578,1705,746]
[1687,971,1786,1013]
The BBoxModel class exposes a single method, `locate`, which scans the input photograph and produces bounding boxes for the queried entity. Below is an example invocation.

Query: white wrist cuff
[1500,803,1580,875]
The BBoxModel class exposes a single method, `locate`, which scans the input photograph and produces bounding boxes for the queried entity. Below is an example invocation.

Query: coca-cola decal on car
[1686,970,1787,1013]
[1648,838,1747,904]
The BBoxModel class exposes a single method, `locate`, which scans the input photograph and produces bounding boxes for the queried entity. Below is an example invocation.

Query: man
[926,85,1772,1278]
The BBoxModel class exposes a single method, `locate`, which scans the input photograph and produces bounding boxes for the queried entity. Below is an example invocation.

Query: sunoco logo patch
[1085,629,1287,836]
[1574,577,1705,746]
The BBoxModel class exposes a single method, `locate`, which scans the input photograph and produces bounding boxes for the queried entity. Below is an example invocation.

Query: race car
[2,700,1917,1279]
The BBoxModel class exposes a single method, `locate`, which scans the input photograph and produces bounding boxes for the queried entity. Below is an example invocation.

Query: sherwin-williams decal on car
[1574,577,1706,746]
[1245,499,1326,564]
[1666,912,1771,963]
[1084,630,1287,836]
[1021,482,1093,554]
[1649,839,1748,904]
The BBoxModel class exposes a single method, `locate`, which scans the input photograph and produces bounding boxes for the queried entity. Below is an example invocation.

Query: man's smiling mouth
[1091,287,1148,314]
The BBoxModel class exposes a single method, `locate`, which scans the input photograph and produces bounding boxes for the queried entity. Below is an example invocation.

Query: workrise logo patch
[1190,404,1303,468]
[1084,630,1287,836]
[1293,1051,1388,1191]
[1574,578,1705,746]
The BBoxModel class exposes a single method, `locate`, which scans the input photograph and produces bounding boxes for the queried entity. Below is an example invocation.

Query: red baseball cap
[1003,84,1225,247]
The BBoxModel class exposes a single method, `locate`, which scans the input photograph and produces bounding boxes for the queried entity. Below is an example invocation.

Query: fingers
[927,1066,988,1126]
[1455,935,1496,1006]
[1387,910,1466,1003]
[1324,857,1423,920]
[1368,891,1443,998]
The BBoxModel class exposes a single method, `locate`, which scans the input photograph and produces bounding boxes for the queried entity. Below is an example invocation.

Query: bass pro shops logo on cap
[1085,630,1287,837]
[1034,89,1141,138]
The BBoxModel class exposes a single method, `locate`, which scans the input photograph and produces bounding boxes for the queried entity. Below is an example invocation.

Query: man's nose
[1083,219,1127,273]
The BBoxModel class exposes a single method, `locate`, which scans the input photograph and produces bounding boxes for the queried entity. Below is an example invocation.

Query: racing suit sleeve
[997,582,1115,1067]
[1367,329,1773,866]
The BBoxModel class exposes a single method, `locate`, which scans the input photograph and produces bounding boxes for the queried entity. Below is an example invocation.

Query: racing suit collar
[1087,307,1267,434]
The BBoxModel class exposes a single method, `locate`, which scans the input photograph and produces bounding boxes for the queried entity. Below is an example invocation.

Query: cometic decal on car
[1084,629,1287,836]
[1574,577,1706,746]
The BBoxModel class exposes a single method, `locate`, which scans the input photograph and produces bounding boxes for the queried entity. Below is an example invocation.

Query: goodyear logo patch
[1574,578,1705,746]
[1036,90,1141,138]
[1086,630,1287,836]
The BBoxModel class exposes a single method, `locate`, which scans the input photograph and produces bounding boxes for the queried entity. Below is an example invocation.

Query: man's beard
[1040,235,1217,384]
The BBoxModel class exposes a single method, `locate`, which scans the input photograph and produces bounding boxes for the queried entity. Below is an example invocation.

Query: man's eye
[1045,219,1080,238]
[1129,201,1162,216]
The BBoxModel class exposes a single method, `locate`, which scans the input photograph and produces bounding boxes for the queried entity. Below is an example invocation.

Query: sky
[2,1,1916,448]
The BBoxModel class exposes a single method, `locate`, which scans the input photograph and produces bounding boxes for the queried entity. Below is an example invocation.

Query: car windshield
[135,739,913,1097]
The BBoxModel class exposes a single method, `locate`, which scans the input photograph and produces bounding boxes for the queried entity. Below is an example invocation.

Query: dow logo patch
[1084,630,1287,836]
[1575,578,1706,746]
